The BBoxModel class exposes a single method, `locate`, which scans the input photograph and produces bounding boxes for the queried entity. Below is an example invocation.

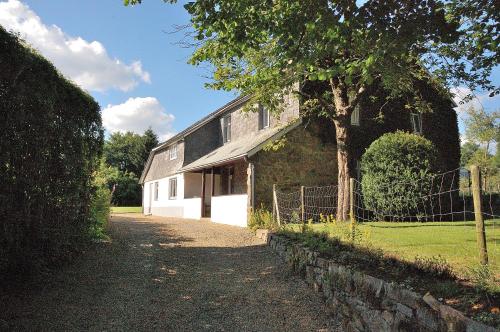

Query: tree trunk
[333,117,352,221]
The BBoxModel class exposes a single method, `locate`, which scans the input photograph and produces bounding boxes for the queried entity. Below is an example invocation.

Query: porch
[183,159,253,227]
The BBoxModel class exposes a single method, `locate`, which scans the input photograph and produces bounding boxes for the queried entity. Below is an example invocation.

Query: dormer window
[410,113,422,134]
[351,105,360,126]
[258,104,270,129]
[169,143,177,160]
[221,115,231,143]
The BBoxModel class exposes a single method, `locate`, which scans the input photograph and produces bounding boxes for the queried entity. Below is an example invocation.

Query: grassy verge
[111,206,142,214]
[279,220,500,327]
[286,220,499,277]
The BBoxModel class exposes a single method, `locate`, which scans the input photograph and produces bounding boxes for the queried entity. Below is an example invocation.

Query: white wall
[183,198,202,219]
[211,194,248,227]
[143,173,185,217]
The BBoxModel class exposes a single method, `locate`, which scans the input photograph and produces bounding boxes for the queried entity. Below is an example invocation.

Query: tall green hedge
[0,26,104,275]
[361,131,438,221]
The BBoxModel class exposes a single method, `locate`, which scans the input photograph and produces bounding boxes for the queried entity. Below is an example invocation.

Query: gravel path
[1,213,337,331]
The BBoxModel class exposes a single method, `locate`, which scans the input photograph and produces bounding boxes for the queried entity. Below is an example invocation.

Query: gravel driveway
[1,213,337,331]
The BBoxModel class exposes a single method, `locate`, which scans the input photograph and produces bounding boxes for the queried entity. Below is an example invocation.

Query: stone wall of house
[183,118,222,166]
[250,121,338,209]
[228,92,301,142]
[267,234,496,332]
[233,161,248,195]
[144,141,185,182]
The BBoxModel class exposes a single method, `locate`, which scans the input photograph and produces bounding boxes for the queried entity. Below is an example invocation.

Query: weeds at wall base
[275,228,499,327]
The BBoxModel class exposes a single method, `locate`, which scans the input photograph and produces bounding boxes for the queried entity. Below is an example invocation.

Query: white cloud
[0,0,150,92]
[102,97,175,141]
[451,86,499,114]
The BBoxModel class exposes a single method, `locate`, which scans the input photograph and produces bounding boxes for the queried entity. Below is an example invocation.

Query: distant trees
[102,128,159,206]
[461,107,500,190]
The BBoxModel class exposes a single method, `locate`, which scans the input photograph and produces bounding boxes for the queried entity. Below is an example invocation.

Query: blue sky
[0,0,237,140]
[0,0,498,142]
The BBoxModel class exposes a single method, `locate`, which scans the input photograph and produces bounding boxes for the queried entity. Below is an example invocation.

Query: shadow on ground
[0,214,336,331]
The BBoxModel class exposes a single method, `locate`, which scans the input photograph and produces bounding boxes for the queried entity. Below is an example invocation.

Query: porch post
[211,167,215,196]
[201,169,206,218]
[247,163,254,224]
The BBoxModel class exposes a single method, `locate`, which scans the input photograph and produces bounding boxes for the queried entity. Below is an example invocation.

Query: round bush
[361,131,438,221]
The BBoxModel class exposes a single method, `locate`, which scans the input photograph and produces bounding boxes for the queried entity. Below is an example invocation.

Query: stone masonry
[266,233,497,332]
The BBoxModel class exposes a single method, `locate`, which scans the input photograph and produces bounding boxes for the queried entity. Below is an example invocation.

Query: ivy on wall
[0,26,104,276]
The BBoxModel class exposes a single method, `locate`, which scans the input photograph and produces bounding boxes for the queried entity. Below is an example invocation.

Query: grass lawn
[111,206,142,213]
[288,220,500,277]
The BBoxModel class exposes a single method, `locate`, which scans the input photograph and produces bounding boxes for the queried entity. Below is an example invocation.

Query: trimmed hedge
[361,131,438,220]
[0,26,104,275]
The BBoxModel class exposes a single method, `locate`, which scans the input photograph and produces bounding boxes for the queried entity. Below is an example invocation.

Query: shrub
[88,164,112,240]
[361,131,438,221]
[249,206,278,231]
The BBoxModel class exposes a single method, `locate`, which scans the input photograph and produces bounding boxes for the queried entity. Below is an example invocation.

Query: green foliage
[464,107,499,151]
[88,185,111,240]
[98,162,141,206]
[414,255,454,279]
[318,214,370,244]
[249,206,278,231]
[460,142,480,167]
[0,27,103,275]
[104,129,158,177]
[103,128,158,206]
[467,264,499,294]
[361,131,438,220]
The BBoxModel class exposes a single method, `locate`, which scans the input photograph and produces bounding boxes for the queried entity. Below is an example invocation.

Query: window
[351,105,360,126]
[258,104,270,129]
[221,115,231,143]
[410,113,422,134]
[169,178,177,199]
[154,182,159,201]
[169,143,177,160]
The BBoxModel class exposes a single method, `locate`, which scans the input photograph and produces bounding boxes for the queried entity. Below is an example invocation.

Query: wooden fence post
[300,185,305,224]
[273,184,281,226]
[470,165,488,265]
[349,178,356,241]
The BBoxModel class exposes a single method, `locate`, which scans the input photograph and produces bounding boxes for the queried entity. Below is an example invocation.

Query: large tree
[128,0,498,220]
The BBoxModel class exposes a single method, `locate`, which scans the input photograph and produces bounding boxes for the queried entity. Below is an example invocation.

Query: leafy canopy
[128,0,497,116]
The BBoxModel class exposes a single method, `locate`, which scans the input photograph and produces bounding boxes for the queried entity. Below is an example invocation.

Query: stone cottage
[139,88,460,227]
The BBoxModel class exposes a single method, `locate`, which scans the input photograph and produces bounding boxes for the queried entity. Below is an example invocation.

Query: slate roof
[180,119,302,172]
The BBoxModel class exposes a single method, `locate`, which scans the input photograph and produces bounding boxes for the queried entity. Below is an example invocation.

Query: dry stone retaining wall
[266,233,496,332]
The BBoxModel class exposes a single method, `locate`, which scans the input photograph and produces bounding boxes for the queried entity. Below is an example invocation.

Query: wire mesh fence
[273,166,499,275]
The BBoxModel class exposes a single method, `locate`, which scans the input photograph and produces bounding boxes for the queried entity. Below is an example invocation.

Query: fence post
[349,178,356,241]
[470,165,488,265]
[300,185,305,224]
[273,184,281,226]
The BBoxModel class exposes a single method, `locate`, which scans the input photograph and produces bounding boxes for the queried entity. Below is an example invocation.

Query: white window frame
[154,182,159,201]
[410,113,422,134]
[169,178,177,200]
[169,143,177,160]
[259,104,270,129]
[351,105,360,126]
[222,115,231,143]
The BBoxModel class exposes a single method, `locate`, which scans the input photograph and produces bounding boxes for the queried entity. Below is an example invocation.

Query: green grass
[287,220,500,277]
[110,206,142,213]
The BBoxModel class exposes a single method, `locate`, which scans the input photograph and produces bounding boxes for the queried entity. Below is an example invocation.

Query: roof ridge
[153,94,250,152]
